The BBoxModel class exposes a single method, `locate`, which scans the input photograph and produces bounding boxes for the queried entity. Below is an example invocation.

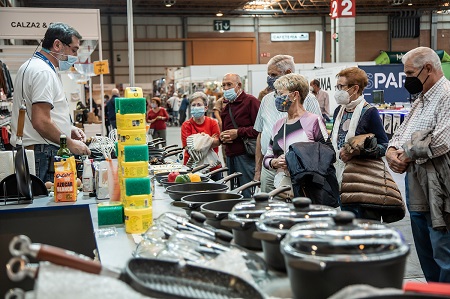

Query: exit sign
[213,20,230,31]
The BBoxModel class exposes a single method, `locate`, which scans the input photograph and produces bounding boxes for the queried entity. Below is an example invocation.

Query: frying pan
[8,236,264,299]
[149,147,183,159]
[160,176,210,188]
[0,173,48,200]
[14,105,32,201]
[149,149,184,165]
[172,180,261,214]
[155,165,227,184]
[165,172,242,201]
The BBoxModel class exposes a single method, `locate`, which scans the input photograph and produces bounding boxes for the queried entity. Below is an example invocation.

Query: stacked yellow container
[116,87,152,234]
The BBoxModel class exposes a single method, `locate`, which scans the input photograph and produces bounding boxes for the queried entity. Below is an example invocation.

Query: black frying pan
[165,172,242,201]
[14,105,32,201]
[8,236,264,299]
[155,165,227,184]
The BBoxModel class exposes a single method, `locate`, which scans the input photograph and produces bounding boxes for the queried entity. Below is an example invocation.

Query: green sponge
[124,144,149,162]
[115,141,118,157]
[119,98,147,114]
[97,202,124,226]
[125,177,151,196]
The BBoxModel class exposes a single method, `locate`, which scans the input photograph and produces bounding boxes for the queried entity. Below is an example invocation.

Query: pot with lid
[253,197,337,271]
[220,186,291,250]
[281,211,410,299]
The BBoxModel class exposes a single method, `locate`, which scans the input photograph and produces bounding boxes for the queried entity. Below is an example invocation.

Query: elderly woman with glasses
[263,73,331,199]
[331,67,390,219]
[181,91,222,180]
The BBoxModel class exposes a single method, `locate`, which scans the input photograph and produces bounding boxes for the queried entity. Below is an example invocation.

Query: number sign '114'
[330,0,355,19]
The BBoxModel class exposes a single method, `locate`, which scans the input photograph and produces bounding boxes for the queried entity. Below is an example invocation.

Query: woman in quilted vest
[181,92,222,181]
[331,67,404,222]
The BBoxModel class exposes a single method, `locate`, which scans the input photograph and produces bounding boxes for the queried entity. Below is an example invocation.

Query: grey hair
[402,47,442,71]
[274,73,309,104]
[267,55,295,74]
[223,73,242,84]
[189,91,208,106]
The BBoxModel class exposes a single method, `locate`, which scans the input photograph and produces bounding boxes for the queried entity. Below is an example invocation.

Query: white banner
[0,7,100,40]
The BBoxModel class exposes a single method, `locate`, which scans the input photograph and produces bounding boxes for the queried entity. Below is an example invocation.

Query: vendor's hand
[220,129,238,143]
[71,126,86,143]
[386,147,409,174]
[339,148,354,163]
[68,138,91,156]
[253,168,261,181]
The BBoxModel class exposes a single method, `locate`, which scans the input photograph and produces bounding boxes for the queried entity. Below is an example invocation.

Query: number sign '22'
[330,0,355,19]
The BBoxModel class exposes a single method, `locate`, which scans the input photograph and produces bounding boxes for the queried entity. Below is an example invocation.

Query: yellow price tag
[94,60,110,75]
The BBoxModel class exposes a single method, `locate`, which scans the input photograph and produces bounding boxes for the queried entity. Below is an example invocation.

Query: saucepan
[200,186,291,234]
[171,180,261,215]
[165,172,242,201]
[280,211,410,299]
[154,164,221,184]
[8,235,264,299]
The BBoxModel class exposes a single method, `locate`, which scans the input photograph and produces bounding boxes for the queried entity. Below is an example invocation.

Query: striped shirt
[254,92,322,155]
[389,76,450,164]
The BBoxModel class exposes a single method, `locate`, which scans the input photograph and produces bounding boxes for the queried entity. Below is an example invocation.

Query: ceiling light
[164,0,176,7]
[408,0,412,6]
[216,11,223,17]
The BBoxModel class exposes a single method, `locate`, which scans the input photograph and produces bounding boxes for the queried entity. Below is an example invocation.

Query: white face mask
[334,90,350,105]
[309,86,314,92]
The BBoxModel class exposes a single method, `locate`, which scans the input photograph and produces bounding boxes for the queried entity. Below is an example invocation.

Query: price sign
[93,60,110,75]
[330,0,355,19]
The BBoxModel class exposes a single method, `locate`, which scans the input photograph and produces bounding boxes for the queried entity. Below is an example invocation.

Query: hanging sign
[94,60,110,75]
[271,33,309,42]
[330,0,356,19]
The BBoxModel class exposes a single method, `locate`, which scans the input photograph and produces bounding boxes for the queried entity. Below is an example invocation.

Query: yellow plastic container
[118,128,147,145]
[117,113,146,130]
[124,87,143,98]
[121,161,149,178]
[123,193,152,208]
[124,206,152,234]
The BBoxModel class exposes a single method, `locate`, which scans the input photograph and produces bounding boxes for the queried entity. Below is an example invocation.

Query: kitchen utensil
[9,235,264,299]
[6,256,38,282]
[172,180,261,215]
[155,164,220,184]
[160,176,210,188]
[14,105,32,201]
[281,211,410,299]
[253,197,336,271]
[165,172,242,201]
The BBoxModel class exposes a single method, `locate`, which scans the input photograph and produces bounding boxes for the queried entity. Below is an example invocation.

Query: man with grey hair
[220,73,260,198]
[253,54,321,192]
[386,46,450,282]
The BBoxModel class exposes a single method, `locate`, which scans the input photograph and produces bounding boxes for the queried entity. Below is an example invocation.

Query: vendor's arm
[32,103,90,155]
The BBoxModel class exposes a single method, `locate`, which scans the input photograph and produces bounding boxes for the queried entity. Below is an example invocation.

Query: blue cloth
[405,176,450,282]
[226,154,256,198]
[33,144,59,183]
[106,95,118,126]
[179,97,189,111]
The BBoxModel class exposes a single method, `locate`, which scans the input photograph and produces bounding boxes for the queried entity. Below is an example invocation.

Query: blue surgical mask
[275,93,293,112]
[223,88,238,101]
[267,76,278,91]
[191,106,205,118]
[42,48,78,71]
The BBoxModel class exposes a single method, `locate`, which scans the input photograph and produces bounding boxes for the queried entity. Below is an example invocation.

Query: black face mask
[404,66,429,95]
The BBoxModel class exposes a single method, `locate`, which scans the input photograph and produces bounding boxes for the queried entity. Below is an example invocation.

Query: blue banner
[359,64,410,103]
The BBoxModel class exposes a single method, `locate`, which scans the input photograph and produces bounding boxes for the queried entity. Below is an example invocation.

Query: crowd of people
[10,21,449,283]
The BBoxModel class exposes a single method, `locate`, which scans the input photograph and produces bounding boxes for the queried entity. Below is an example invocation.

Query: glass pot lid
[281,211,409,262]
[256,197,337,234]
[228,193,291,223]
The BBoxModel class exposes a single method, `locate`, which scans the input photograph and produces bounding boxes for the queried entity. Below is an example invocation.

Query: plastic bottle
[82,157,94,196]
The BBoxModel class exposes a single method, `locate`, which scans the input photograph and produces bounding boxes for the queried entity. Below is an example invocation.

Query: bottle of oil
[56,134,71,158]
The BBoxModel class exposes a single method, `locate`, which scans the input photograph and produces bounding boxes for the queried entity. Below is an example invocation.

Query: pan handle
[190,163,210,173]
[162,149,183,158]
[171,201,189,209]
[149,139,166,147]
[162,144,178,151]
[9,235,104,276]
[217,172,242,184]
[205,166,229,177]
[229,180,260,194]
[16,106,26,140]
[268,185,292,198]
[6,256,39,282]
[252,231,281,243]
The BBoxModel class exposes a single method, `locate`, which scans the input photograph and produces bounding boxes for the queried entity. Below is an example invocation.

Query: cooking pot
[281,211,410,299]
[253,197,336,271]
[172,180,261,215]
[165,172,242,201]
[220,186,292,250]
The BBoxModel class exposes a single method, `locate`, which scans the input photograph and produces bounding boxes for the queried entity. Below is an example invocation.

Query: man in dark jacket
[220,73,260,198]
[106,88,119,129]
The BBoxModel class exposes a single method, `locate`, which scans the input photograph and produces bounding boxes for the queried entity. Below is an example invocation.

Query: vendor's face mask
[404,66,429,95]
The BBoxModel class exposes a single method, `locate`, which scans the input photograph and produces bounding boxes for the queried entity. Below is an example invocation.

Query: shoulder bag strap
[228,105,239,129]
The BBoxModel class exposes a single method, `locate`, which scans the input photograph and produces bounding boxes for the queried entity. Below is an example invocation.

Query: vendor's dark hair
[312,79,320,88]
[42,23,82,49]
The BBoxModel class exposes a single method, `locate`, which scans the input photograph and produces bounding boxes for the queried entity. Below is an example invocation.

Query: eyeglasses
[221,82,236,88]
[61,41,79,55]
[335,84,354,91]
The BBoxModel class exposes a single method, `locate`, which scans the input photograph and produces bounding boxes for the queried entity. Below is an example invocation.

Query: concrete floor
[163,126,426,283]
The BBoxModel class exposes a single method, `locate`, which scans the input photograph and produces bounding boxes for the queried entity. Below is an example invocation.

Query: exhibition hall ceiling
[12,0,450,17]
